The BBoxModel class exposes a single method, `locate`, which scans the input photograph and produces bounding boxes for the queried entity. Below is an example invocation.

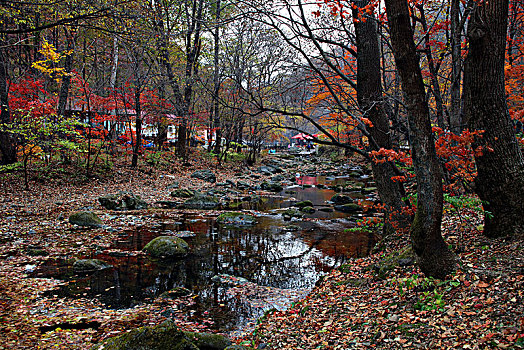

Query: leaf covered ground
[0,155,523,349]
[241,214,524,349]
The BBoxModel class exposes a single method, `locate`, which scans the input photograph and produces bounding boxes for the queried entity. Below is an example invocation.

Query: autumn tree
[384,0,456,277]
[462,0,524,238]
[352,0,411,233]
[236,0,413,233]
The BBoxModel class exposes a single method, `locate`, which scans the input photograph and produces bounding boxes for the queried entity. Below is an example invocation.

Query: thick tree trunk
[352,1,411,234]
[0,38,16,165]
[384,0,455,278]
[463,0,524,238]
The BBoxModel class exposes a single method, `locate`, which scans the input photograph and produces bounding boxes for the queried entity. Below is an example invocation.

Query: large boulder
[184,332,232,350]
[93,320,198,350]
[334,203,362,213]
[216,212,256,226]
[294,200,313,209]
[73,259,112,273]
[330,193,353,205]
[182,193,220,210]
[98,192,149,210]
[282,208,303,221]
[300,206,316,214]
[69,211,103,227]
[143,236,189,259]
[191,170,216,183]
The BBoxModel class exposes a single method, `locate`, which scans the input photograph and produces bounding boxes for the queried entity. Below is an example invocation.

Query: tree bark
[212,0,222,155]
[0,36,16,165]
[352,1,411,234]
[463,0,524,238]
[449,0,462,134]
[57,31,74,117]
[384,0,455,278]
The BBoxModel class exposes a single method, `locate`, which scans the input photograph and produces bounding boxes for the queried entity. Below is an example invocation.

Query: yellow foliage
[31,39,71,81]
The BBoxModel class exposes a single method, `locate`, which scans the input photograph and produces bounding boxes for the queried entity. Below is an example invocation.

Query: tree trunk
[417,4,445,128]
[108,34,119,154]
[131,87,141,168]
[177,0,204,162]
[212,0,222,155]
[352,1,411,234]
[0,36,16,165]
[463,0,524,238]
[384,0,455,278]
[449,0,462,134]
[57,32,74,117]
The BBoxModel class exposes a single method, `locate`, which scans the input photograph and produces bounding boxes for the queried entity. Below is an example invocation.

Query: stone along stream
[33,177,378,335]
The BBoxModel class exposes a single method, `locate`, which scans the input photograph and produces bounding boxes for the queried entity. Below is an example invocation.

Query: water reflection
[35,214,375,333]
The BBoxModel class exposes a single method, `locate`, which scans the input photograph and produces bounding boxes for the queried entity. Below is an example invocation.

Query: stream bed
[33,176,379,335]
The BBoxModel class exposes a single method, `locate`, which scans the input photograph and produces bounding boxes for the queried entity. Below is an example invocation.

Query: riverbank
[242,215,523,349]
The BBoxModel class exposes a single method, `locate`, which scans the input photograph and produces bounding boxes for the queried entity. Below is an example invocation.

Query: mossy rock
[216,212,256,226]
[191,169,216,183]
[171,189,195,198]
[69,211,103,228]
[224,346,255,350]
[300,206,316,214]
[282,208,303,221]
[318,207,334,213]
[330,193,353,205]
[362,187,378,193]
[122,193,149,210]
[283,208,302,217]
[334,203,362,213]
[98,192,149,210]
[93,320,198,350]
[184,331,232,350]
[261,182,283,192]
[330,185,343,193]
[183,193,220,210]
[73,259,112,273]
[143,236,189,259]
[294,200,313,209]
[284,224,301,231]
[26,248,48,256]
[98,194,121,210]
